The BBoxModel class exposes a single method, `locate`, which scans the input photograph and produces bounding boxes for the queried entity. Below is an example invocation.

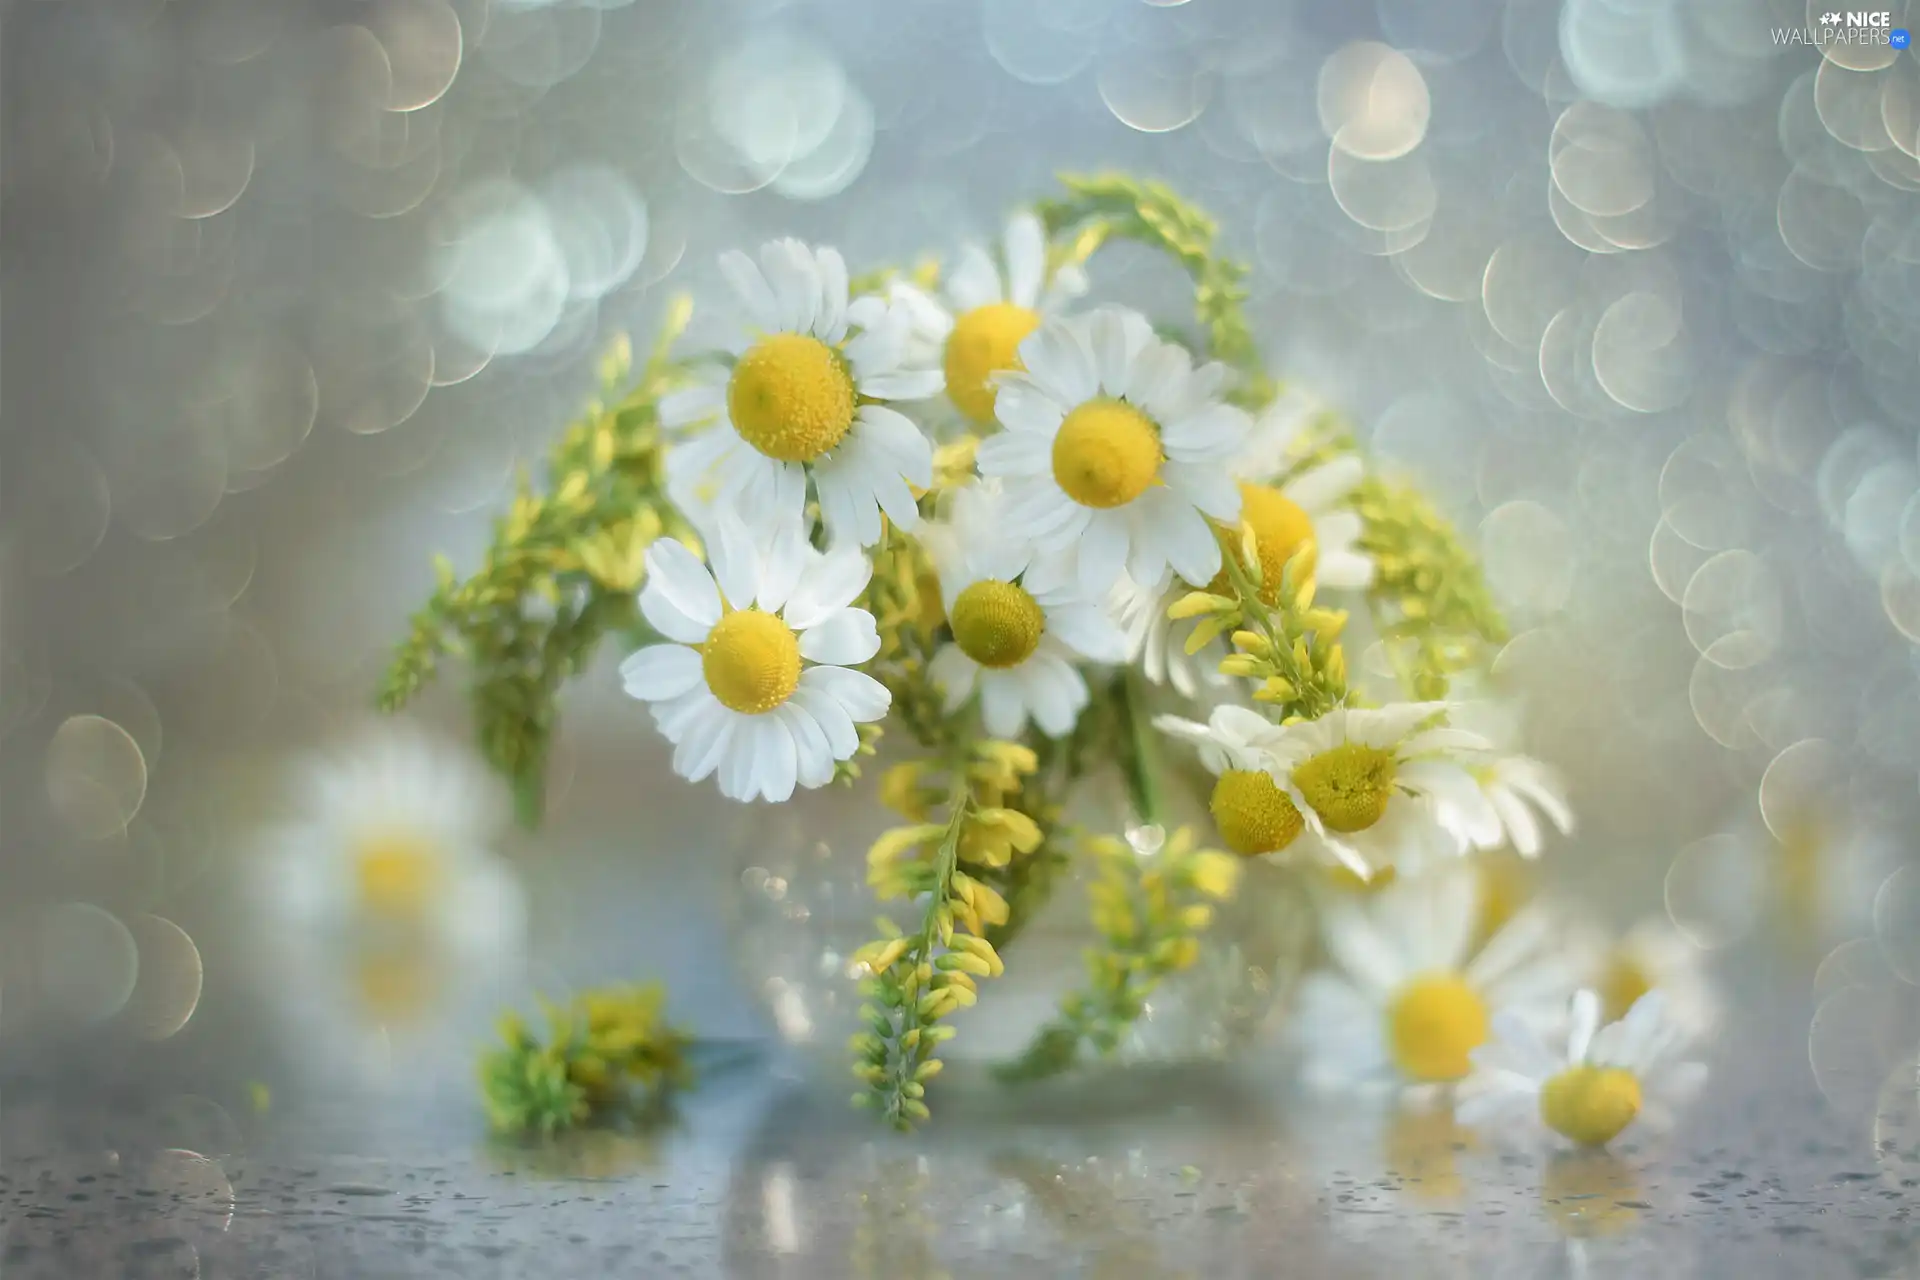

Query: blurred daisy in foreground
[1292,865,1577,1095]
[976,307,1250,595]
[659,238,942,547]
[1268,702,1497,878]
[868,210,1089,425]
[257,722,526,956]
[620,517,888,802]
[1457,989,1708,1150]
[924,485,1127,738]
[250,724,528,1092]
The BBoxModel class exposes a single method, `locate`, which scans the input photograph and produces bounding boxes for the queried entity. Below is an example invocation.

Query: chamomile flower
[248,725,529,1094]
[1457,990,1708,1149]
[1222,389,1375,599]
[1577,918,1717,1032]
[873,211,1090,425]
[1155,705,1305,859]
[658,239,942,548]
[976,307,1251,596]
[619,517,889,803]
[255,722,526,955]
[924,485,1127,738]
[1293,864,1578,1095]
[1268,702,1498,878]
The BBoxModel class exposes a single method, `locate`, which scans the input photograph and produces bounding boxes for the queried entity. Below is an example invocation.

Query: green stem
[1115,669,1166,828]
[883,774,971,1128]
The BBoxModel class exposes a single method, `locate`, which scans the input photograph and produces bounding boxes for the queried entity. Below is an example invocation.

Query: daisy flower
[1292,864,1578,1095]
[1267,702,1499,879]
[619,516,889,803]
[1457,989,1708,1149]
[1576,918,1717,1032]
[924,484,1128,738]
[1117,388,1373,697]
[872,210,1089,426]
[248,725,529,1094]
[1155,704,1306,859]
[255,722,526,955]
[1223,388,1375,600]
[658,239,943,547]
[976,307,1251,596]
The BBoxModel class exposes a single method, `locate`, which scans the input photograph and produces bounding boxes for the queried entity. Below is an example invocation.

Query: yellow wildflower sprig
[852,739,1048,1129]
[378,302,697,824]
[999,827,1241,1082]
[478,982,692,1137]
[1352,474,1509,699]
[862,522,949,750]
[1172,525,1350,722]
[1037,173,1275,410]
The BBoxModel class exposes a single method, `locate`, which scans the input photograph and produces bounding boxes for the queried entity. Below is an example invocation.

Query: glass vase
[726,762,1315,1100]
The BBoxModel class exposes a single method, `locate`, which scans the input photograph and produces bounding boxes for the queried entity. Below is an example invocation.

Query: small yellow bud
[1168,591,1233,621]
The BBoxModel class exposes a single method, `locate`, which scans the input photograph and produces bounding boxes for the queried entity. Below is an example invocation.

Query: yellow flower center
[1051,398,1162,509]
[726,333,856,462]
[1386,973,1489,1082]
[1209,482,1318,600]
[1539,1065,1643,1147]
[353,833,441,918]
[949,579,1045,668]
[1325,863,1399,893]
[1599,954,1654,1024]
[702,609,801,714]
[1293,741,1398,833]
[1209,769,1305,857]
[944,302,1039,424]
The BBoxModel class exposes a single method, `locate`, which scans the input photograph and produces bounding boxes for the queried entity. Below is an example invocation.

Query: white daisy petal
[674,707,734,783]
[991,374,1068,435]
[844,310,908,379]
[759,238,819,335]
[799,607,881,665]
[928,644,979,711]
[754,715,800,804]
[976,428,1053,476]
[1077,511,1131,598]
[815,246,850,344]
[1088,307,1152,398]
[786,546,872,628]
[1284,455,1365,510]
[619,644,703,701]
[1044,604,1128,663]
[718,249,779,331]
[854,406,935,484]
[709,510,761,610]
[1004,211,1046,309]
[862,368,946,401]
[657,380,724,431]
[643,539,721,628]
[1125,341,1190,416]
[801,664,890,722]
[979,671,1027,738]
[1161,403,1251,460]
[1566,989,1602,1063]
[1154,496,1224,588]
[947,244,1002,311]
[790,682,857,759]
[1020,318,1098,406]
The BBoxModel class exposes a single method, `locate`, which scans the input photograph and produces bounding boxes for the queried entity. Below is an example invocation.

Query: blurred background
[3,0,1920,1264]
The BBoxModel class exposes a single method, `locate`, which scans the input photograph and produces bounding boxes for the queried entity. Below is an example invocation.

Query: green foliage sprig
[1352,475,1509,699]
[1038,173,1276,410]
[997,826,1241,1082]
[378,303,696,823]
[479,983,692,1137]
[852,742,1047,1129]
[1171,528,1351,721]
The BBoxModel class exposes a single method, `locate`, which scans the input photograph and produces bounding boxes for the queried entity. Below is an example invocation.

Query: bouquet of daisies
[382,176,1707,1140]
